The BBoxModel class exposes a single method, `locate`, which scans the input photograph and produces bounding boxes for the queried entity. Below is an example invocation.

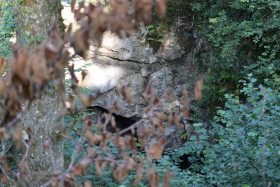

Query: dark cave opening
[162,149,204,172]
[177,153,204,173]
[87,106,140,134]
[177,154,192,170]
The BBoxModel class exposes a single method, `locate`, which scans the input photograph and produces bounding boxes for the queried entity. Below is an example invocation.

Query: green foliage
[178,74,280,185]
[193,0,280,63]
[0,0,15,58]
[201,65,242,115]
[146,24,164,43]
[190,0,280,114]
[146,0,190,44]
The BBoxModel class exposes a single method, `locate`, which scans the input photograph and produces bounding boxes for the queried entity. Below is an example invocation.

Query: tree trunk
[12,0,64,50]
[11,0,65,185]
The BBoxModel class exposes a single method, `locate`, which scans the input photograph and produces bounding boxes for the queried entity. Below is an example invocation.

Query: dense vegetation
[0,0,279,186]
[177,0,280,185]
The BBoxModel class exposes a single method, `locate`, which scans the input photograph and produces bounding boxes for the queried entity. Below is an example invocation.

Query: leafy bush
[191,0,280,113]
[0,0,14,58]
[178,74,280,186]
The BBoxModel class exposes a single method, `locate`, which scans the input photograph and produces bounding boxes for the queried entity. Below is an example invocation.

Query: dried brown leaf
[118,138,126,152]
[45,43,57,61]
[101,160,108,170]
[12,127,22,143]
[134,165,143,185]
[114,165,127,183]
[85,130,101,145]
[26,127,32,137]
[72,158,91,176]
[195,78,203,100]
[111,116,116,128]
[120,85,126,98]
[155,112,167,121]
[114,131,120,146]
[68,64,78,83]
[79,93,90,107]
[81,71,87,81]
[156,0,167,19]
[0,128,8,141]
[174,113,183,129]
[73,28,89,57]
[153,96,160,106]
[149,142,163,160]
[183,107,189,119]
[0,79,5,95]
[182,89,188,105]
[146,80,153,102]
[0,58,5,75]
[125,90,132,105]
[127,135,136,149]
[95,160,103,176]
[147,168,159,187]
[1,174,8,184]
[84,180,92,187]
[167,113,173,127]
[158,121,165,134]
[142,127,150,137]
[111,100,120,114]
[163,171,170,187]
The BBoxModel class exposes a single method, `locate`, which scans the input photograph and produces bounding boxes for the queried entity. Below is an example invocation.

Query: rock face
[73,22,207,149]
[61,3,208,149]
[79,28,204,111]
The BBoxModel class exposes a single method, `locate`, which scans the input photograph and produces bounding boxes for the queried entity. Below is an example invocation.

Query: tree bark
[11,0,65,185]
[12,0,64,50]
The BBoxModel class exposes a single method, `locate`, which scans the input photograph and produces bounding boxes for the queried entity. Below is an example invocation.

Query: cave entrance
[87,106,140,134]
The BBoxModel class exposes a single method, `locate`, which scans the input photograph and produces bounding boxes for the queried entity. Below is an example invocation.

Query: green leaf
[149,29,155,35]
[157,38,164,43]
[193,123,203,127]
[147,25,155,29]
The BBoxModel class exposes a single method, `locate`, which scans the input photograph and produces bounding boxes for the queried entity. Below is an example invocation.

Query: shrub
[178,73,280,186]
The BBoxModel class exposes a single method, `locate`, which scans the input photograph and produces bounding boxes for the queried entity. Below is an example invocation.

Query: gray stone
[62,6,208,150]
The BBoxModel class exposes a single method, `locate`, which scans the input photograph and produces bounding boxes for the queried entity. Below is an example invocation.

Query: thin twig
[20,140,29,163]
[0,165,12,181]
